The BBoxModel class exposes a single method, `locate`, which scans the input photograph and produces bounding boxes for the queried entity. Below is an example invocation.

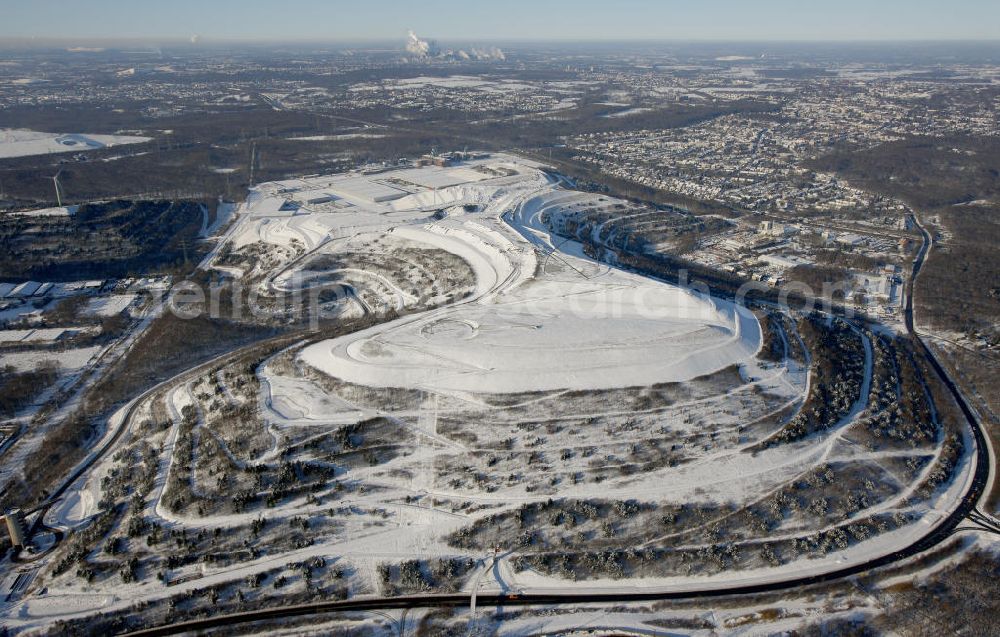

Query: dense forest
[0,362,59,418]
[810,135,1000,340]
[0,199,204,281]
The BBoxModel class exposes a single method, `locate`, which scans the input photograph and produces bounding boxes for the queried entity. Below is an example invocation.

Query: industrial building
[4,508,29,550]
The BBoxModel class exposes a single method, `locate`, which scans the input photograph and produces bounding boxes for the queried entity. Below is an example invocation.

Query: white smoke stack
[406,30,436,57]
[404,31,504,62]
[470,47,506,61]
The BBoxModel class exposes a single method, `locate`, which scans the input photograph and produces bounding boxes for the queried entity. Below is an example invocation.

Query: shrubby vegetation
[448,498,680,553]
[760,315,866,447]
[757,311,789,363]
[1,313,281,510]
[377,557,475,596]
[506,509,915,581]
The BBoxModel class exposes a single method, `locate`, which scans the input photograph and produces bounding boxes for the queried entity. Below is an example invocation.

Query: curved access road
[28,327,328,538]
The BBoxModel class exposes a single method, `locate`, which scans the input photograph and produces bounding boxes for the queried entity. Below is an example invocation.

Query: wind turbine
[49,170,64,207]
[248,144,254,185]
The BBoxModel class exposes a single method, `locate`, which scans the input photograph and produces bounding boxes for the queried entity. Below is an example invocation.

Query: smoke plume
[404,31,504,62]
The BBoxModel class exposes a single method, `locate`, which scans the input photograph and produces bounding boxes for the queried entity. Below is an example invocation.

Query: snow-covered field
[0,129,151,159]
[7,205,78,218]
[0,346,101,373]
[0,326,94,343]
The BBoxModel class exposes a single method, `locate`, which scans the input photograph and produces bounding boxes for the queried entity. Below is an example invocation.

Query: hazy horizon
[3,0,999,43]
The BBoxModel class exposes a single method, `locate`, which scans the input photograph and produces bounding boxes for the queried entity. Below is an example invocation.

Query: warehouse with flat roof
[325,176,409,204]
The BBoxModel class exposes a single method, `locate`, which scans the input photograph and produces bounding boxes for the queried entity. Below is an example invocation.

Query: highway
[117,210,996,636]
[902,213,994,516]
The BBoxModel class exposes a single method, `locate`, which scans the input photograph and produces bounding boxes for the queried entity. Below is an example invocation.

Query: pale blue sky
[2,0,998,41]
